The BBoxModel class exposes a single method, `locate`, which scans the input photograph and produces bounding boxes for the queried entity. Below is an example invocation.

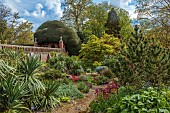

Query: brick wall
[0,44,66,62]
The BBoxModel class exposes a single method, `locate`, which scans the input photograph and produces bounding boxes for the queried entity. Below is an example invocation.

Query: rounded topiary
[34,20,81,55]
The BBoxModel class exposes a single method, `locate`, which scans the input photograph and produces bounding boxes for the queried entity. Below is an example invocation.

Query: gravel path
[53,85,106,113]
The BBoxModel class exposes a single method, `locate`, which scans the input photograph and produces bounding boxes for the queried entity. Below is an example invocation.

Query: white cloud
[15,0,21,3]
[111,0,137,19]
[45,0,63,18]
[23,3,46,18]
[18,18,28,23]
[24,10,31,16]
[3,0,18,13]
[32,3,46,18]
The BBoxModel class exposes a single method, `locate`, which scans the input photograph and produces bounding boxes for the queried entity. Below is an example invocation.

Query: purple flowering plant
[94,81,118,99]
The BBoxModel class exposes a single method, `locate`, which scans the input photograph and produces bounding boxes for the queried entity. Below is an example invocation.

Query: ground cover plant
[77,82,90,93]
[107,87,170,113]
[89,86,170,113]
[55,84,84,99]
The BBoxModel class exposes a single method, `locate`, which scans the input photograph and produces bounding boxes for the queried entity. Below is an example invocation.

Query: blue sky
[1,0,137,31]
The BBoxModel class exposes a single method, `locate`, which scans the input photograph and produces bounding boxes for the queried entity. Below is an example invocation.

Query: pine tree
[111,25,170,87]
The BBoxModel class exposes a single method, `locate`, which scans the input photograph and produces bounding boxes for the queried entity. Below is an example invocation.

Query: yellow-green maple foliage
[79,34,120,63]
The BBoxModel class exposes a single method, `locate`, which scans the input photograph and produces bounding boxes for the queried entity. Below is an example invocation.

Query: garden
[0,0,170,113]
[0,25,170,113]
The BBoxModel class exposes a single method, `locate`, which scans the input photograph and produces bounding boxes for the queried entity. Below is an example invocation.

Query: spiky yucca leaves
[36,81,60,111]
[111,25,170,87]
[17,55,44,89]
[17,55,45,110]
[0,75,31,113]
[0,49,24,67]
[0,51,62,112]
[0,60,15,80]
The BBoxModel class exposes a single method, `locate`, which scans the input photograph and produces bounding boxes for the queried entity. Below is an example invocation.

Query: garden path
[53,85,106,113]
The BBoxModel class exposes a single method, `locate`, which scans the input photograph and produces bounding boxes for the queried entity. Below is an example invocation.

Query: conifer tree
[111,25,170,87]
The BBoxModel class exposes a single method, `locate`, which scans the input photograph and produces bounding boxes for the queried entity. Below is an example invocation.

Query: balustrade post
[0,40,1,49]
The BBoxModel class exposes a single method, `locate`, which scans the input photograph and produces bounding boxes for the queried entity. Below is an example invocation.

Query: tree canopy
[34,20,81,55]
[79,34,120,66]
[61,1,133,42]
[61,0,92,32]
[0,2,33,44]
[135,0,170,48]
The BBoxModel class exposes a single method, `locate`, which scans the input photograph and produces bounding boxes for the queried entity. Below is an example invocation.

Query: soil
[52,85,106,113]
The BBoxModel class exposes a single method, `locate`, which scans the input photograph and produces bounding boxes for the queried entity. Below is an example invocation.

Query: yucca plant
[17,55,44,89]
[17,55,45,110]
[0,49,24,67]
[37,81,60,111]
[0,75,31,113]
[0,60,15,81]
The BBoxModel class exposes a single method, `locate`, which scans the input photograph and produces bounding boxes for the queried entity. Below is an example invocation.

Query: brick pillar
[39,53,42,61]
[46,53,51,62]
[0,40,1,49]
[34,38,38,47]
[59,36,64,49]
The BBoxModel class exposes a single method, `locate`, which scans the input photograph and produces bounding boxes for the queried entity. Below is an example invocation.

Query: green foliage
[79,75,88,81]
[0,60,15,80]
[89,93,120,113]
[0,75,30,113]
[0,49,25,66]
[36,81,60,111]
[49,51,58,57]
[17,56,44,90]
[0,3,33,44]
[95,66,108,73]
[61,0,92,32]
[136,0,170,48]
[83,2,111,38]
[55,84,84,99]
[48,54,84,75]
[116,8,133,39]
[77,82,90,93]
[82,2,133,39]
[105,8,120,37]
[88,86,138,113]
[101,69,114,79]
[107,87,170,113]
[94,76,109,85]
[79,34,120,66]
[34,20,81,55]
[17,56,41,76]
[107,25,170,87]
[42,69,66,80]
[59,96,70,103]
[0,51,65,112]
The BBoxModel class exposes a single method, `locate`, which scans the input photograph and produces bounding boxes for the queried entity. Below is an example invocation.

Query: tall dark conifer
[105,8,121,38]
